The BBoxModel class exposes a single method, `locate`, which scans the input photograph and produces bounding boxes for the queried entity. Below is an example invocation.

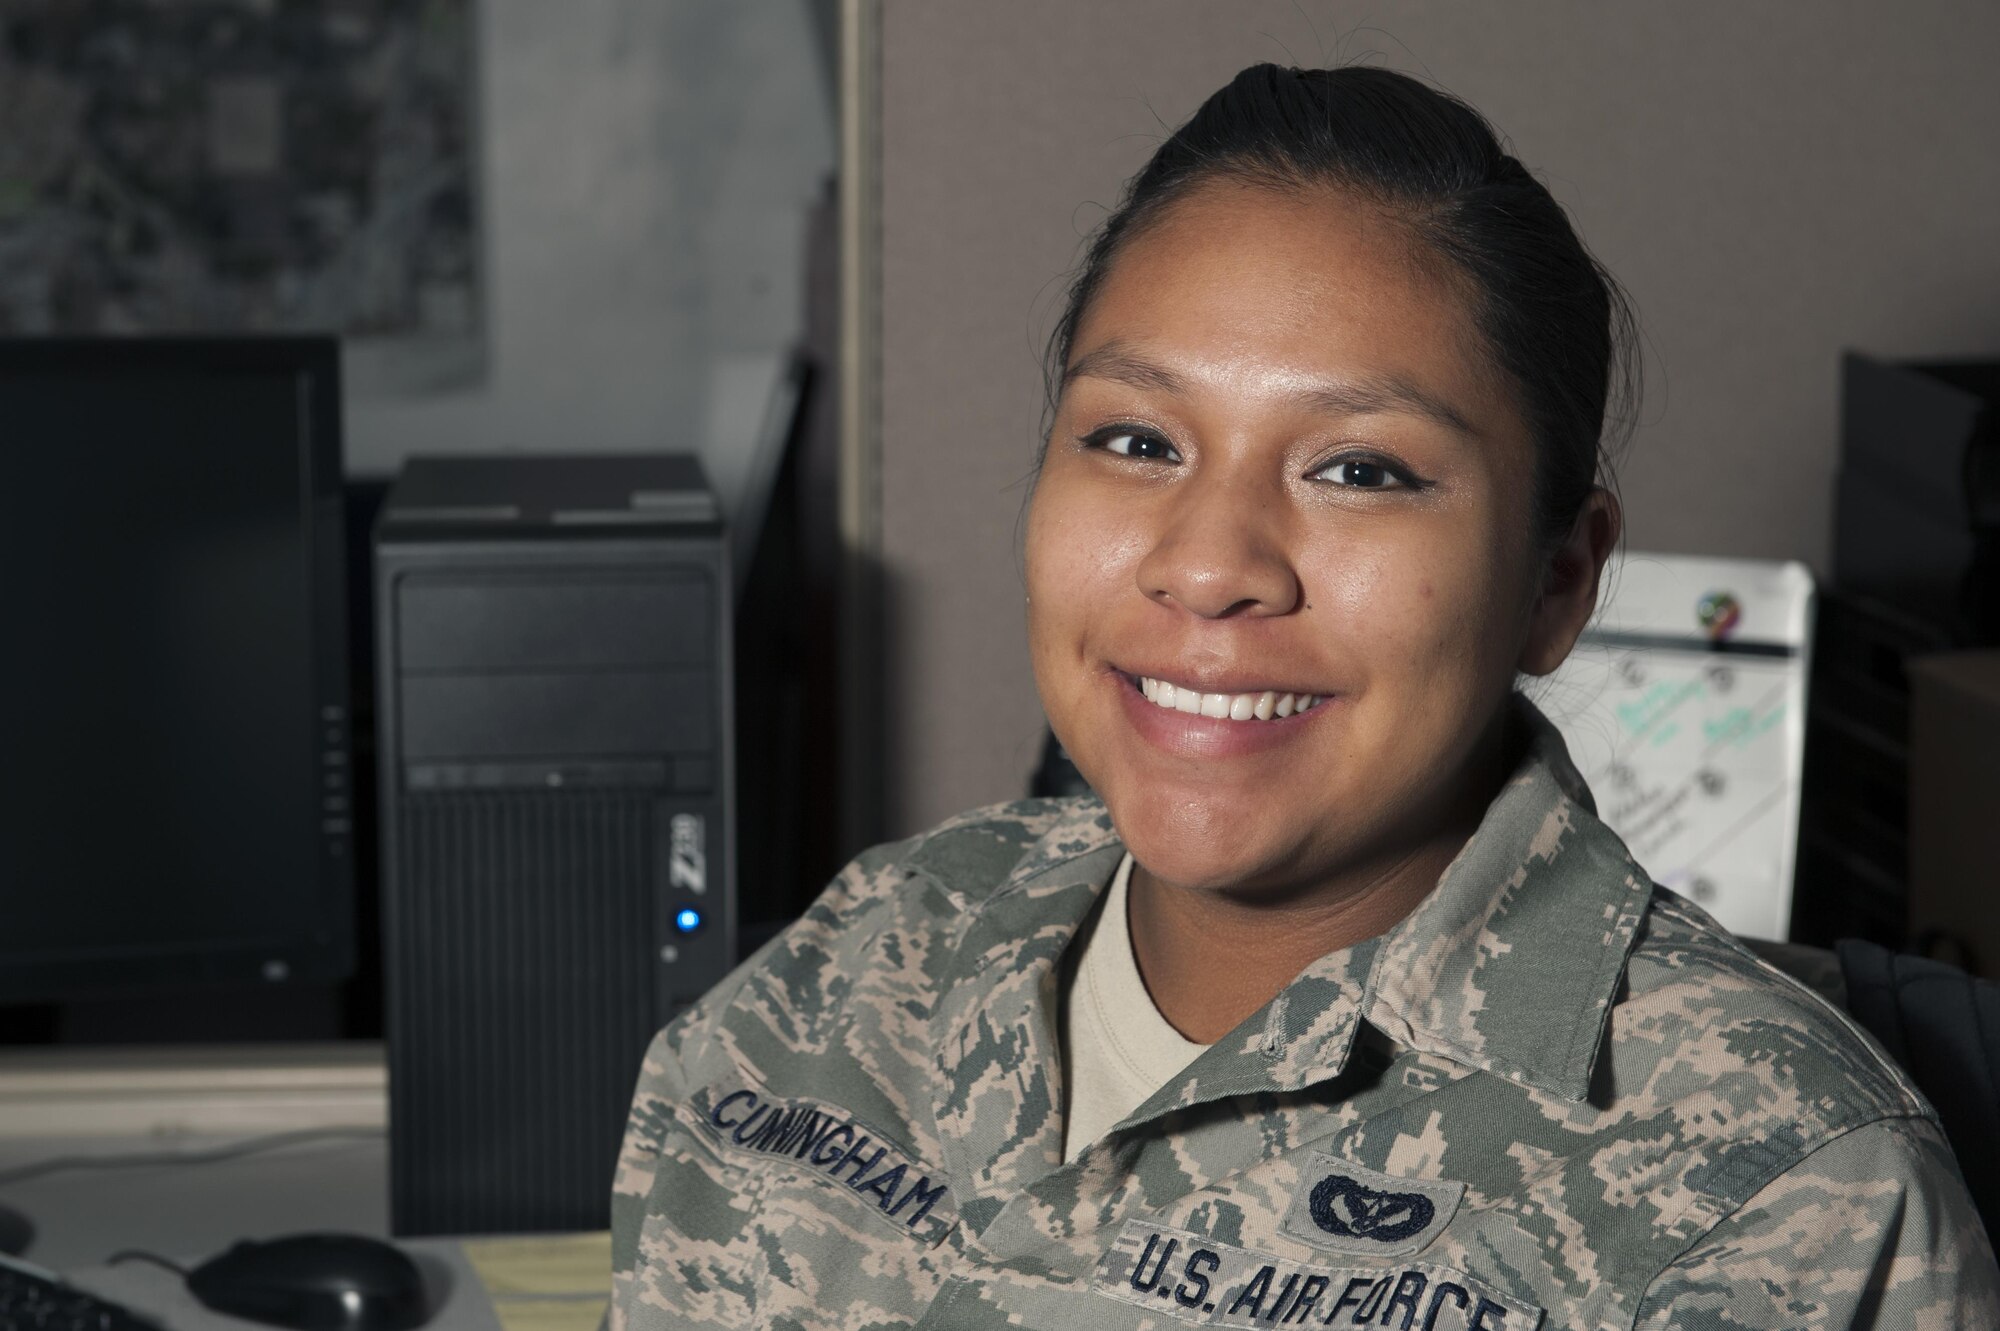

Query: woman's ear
[1518,488,1621,677]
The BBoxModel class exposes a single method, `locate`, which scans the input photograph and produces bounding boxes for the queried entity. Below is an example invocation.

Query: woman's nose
[1134,480,1302,619]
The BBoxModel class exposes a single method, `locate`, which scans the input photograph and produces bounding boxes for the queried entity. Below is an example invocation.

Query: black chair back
[1836,939,2000,1240]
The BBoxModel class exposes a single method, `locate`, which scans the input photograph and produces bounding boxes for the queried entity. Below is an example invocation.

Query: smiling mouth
[1134,675,1326,722]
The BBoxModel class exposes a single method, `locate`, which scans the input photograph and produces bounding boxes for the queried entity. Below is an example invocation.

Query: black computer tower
[373,455,736,1236]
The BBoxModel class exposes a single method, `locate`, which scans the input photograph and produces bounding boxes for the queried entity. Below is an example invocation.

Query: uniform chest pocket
[625,1077,958,1328]
[626,1109,777,1324]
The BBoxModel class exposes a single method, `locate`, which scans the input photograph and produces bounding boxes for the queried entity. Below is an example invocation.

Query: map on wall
[0,0,479,391]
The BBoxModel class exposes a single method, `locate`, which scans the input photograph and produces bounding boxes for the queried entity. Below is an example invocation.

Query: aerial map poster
[0,0,479,391]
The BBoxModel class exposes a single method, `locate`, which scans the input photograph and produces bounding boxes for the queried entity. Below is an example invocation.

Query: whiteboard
[1542,554,1816,941]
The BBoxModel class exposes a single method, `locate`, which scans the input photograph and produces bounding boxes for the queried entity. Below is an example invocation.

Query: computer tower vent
[388,789,657,1234]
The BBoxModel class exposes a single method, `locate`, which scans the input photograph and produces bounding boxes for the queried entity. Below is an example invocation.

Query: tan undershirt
[1060,853,1209,1164]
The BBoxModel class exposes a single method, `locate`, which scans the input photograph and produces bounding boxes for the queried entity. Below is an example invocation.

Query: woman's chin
[1108,818,1296,897]
[1084,767,1304,888]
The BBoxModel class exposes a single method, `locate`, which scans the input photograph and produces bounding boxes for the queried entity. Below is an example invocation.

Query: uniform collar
[1091,696,1647,1121]
[928,699,1649,1214]
[924,802,1121,1220]
[1356,698,1653,1103]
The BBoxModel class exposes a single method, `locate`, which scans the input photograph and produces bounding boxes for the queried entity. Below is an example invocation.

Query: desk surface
[0,1132,511,1329]
[0,1131,391,1271]
[67,1239,500,1331]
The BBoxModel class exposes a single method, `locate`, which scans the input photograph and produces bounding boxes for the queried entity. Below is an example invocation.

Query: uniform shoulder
[1619,886,1929,1135]
[701,796,1112,1024]
[647,797,1116,1108]
[779,795,1094,928]
[872,795,1116,913]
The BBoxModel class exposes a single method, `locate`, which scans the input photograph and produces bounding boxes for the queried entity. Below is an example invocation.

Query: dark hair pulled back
[1047,63,1637,553]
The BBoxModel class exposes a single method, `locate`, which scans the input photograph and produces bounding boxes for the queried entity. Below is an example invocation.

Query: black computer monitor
[0,337,355,1003]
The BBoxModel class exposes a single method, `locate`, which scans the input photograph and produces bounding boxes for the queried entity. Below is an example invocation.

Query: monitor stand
[0,1200,31,1257]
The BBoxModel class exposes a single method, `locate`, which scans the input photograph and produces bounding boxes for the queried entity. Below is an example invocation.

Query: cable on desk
[105,1250,188,1278]
[0,1125,386,1188]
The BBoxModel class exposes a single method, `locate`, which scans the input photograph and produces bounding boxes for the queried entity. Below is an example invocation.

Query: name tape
[692,1079,957,1247]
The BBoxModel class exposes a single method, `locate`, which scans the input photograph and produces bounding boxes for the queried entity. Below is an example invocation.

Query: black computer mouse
[187,1233,429,1331]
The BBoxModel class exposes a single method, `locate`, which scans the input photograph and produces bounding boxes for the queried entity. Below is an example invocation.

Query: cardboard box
[1908,651,2000,975]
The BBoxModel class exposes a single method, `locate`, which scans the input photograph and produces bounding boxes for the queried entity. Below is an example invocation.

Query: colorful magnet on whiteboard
[1697,591,1741,641]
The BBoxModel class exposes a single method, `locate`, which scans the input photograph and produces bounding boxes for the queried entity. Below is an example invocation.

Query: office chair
[1750,937,2000,1240]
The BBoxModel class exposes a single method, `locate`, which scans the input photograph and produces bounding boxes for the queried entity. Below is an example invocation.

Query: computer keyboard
[0,1253,164,1331]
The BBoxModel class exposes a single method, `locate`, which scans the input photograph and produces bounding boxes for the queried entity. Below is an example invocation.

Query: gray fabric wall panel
[875,0,2000,836]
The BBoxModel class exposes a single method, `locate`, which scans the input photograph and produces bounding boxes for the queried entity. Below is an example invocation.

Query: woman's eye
[1083,428,1181,462]
[1316,457,1411,489]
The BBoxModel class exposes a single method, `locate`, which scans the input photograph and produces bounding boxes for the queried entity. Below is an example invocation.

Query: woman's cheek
[1038,496,1147,605]
[1300,539,1392,629]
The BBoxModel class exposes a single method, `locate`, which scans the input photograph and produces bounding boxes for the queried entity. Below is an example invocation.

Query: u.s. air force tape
[1095,1219,1544,1329]
[687,1076,957,1247]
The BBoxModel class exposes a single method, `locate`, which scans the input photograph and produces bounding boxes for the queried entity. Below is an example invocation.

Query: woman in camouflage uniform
[612,64,1999,1330]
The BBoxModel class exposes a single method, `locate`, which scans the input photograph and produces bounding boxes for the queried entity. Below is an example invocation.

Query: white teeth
[1136,678,1324,722]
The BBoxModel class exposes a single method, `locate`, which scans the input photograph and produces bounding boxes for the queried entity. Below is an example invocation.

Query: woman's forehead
[1064,182,1517,436]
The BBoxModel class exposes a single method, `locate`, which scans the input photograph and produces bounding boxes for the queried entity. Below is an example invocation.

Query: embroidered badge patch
[1095,1219,1543,1329]
[1280,1152,1463,1257]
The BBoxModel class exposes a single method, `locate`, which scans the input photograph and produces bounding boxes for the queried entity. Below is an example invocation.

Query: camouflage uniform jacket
[611,708,2000,1329]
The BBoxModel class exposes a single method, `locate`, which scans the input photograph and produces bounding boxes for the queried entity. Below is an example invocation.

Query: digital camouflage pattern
[610,703,2000,1329]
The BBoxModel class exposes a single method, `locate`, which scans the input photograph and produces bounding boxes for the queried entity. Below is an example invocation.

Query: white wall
[346,0,834,524]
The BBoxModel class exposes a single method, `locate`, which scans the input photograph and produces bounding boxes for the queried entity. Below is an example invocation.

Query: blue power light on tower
[674,908,703,935]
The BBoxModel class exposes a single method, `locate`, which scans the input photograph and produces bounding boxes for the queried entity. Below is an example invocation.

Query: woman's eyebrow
[1061,342,1187,396]
[1062,341,1479,438]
